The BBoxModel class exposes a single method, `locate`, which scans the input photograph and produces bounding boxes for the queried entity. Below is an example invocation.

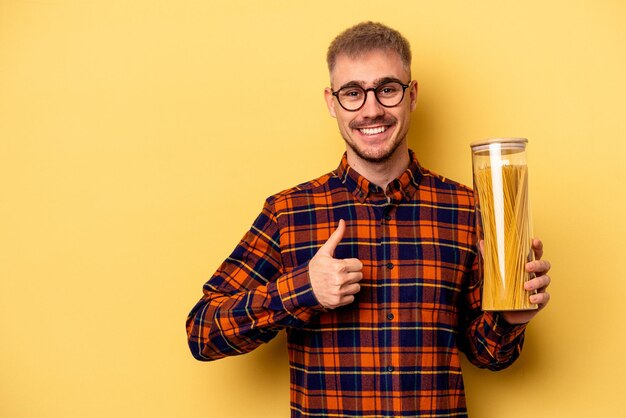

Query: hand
[500,238,552,325]
[308,219,363,309]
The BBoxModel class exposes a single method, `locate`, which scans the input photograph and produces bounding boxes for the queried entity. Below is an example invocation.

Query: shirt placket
[374,183,404,415]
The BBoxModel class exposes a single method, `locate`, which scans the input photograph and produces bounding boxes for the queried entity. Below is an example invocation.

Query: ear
[409,80,418,112]
[324,87,337,118]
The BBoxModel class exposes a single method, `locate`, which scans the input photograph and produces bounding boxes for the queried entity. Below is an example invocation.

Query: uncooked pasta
[472,139,537,311]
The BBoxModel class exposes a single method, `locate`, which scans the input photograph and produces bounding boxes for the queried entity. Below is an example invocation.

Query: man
[186,21,551,417]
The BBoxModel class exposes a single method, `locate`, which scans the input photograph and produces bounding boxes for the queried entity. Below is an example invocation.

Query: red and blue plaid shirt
[187,150,526,417]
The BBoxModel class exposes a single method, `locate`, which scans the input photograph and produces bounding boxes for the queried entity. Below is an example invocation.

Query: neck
[346,143,410,190]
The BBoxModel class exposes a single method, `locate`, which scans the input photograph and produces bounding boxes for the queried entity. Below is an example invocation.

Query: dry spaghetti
[474,162,537,311]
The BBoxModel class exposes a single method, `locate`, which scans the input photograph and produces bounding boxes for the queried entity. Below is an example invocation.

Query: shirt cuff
[489,311,528,338]
[276,263,325,320]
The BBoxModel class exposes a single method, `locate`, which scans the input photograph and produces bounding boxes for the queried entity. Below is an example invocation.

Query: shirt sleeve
[186,199,325,361]
[457,253,528,371]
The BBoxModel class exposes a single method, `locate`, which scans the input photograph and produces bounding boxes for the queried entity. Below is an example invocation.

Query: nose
[360,90,385,118]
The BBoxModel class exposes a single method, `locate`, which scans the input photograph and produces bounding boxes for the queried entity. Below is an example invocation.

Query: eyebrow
[336,76,405,91]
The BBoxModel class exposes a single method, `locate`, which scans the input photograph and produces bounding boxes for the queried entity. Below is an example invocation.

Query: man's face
[325,49,418,164]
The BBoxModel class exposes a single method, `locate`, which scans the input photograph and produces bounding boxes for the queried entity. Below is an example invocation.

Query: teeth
[359,126,387,135]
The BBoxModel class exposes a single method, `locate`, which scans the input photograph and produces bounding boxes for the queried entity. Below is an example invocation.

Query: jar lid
[470,137,528,149]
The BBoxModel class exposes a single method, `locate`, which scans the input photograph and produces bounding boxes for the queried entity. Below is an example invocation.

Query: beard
[342,115,406,163]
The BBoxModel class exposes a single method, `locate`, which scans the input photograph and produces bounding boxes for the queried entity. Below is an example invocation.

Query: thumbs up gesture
[308,219,364,309]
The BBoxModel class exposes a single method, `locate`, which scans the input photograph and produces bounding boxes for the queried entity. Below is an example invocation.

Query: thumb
[318,219,346,257]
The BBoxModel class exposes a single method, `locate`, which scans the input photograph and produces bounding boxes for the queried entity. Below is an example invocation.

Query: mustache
[349,116,397,130]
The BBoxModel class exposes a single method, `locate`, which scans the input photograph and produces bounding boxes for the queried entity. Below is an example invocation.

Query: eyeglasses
[331,80,411,112]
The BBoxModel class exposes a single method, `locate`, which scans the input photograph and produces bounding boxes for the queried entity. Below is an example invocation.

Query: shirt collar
[335,150,424,203]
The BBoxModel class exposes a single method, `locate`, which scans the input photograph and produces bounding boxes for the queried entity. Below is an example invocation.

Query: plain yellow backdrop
[1,0,625,417]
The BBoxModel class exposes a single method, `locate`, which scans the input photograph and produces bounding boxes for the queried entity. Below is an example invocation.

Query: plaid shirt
[187,150,526,417]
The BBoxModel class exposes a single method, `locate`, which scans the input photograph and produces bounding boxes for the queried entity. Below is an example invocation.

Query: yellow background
[1,1,625,417]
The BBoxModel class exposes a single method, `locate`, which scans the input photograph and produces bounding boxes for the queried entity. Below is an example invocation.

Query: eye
[340,88,364,101]
[378,83,400,96]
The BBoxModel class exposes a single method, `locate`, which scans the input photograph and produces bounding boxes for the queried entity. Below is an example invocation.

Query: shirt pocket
[399,239,471,311]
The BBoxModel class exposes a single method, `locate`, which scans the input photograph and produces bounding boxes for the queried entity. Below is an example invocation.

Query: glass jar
[470,138,537,311]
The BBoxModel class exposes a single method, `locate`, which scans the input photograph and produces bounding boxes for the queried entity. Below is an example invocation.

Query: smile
[358,126,388,135]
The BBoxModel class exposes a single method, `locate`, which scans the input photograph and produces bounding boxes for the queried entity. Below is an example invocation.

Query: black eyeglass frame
[331,80,412,112]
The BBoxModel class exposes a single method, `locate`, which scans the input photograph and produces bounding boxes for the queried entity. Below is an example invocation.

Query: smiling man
[187,21,551,417]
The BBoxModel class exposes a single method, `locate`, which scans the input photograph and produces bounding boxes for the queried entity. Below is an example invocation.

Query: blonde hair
[326,21,412,76]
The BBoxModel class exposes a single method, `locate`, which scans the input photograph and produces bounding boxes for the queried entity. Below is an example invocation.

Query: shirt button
[358,191,364,198]
[387,365,394,372]
[387,313,394,320]
[386,262,394,270]
[384,214,391,221]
